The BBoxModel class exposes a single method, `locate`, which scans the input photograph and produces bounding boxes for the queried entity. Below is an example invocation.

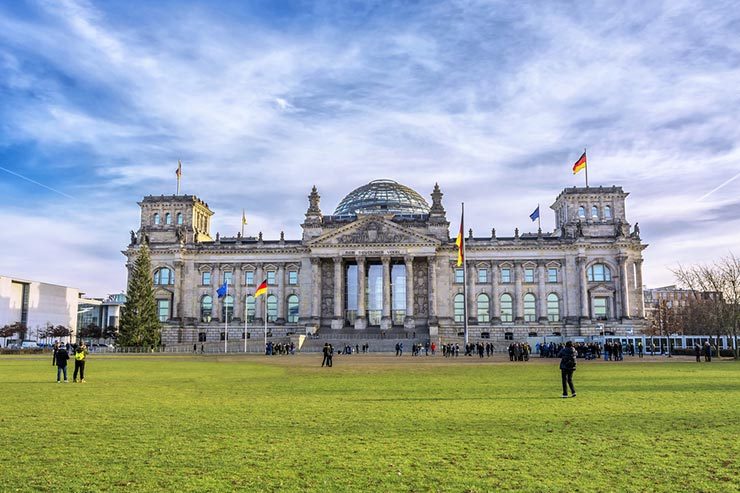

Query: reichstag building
[125,179,648,345]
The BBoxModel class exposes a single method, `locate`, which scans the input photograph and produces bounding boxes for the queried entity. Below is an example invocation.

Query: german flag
[455,210,464,267]
[572,151,587,174]
[254,280,268,298]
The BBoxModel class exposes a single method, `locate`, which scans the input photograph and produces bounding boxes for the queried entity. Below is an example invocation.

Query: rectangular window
[202,272,211,285]
[501,268,511,283]
[288,271,298,285]
[454,268,464,284]
[157,299,170,322]
[223,272,233,286]
[524,268,535,283]
[593,297,608,320]
[547,268,558,283]
[267,271,276,285]
[478,268,488,283]
[245,271,254,285]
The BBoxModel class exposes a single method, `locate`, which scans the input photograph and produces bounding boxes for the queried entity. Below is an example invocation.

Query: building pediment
[307,216,441,248]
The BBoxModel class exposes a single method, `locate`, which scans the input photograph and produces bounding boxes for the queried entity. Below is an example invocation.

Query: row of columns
[315,256,433,330]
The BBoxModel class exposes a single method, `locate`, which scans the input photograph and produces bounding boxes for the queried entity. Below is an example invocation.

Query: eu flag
[529,206,540,222]
[217,281,228,298]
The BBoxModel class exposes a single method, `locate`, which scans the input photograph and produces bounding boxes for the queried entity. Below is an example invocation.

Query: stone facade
[124,181,648,346]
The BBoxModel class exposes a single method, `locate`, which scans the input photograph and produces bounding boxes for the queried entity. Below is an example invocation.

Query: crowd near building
[125,178,649,347]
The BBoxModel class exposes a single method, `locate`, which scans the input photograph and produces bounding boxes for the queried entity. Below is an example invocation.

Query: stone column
[173,261,183,320]
[578,257,589,320]
[619,256,631,319]
[467,261,477,324]
[310,258,321,323]
[277,263,286,324]
[331,257,344,329]
[404,255,415,330]
[537,263,548,323]
[234,264,243,321]
[355,257,367,330]
[211,264,220,321]
[254,263,263,323]
[491,263,501,323]
[514,263,524,322]
[427,257,438,324]
[635,259,645,318]
[381,256,392,330]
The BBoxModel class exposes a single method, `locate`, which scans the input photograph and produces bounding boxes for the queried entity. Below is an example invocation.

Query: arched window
[587,263,612,282]
[245,295,255,324]
[453,294,465,323]
[591,205,599,219]
[287,295,299,323]
[547,293,560,322]
[500,294,513,322]
[221,295,234,322]
[604,205,612,219]
[165,212,172,225]
[176,212,183,225]
[578,206,585,218]
[266,295,277,322]
[523,293,536,322]
[477,293,490,323]
[153,213,160,225]
[153,268,173,285]
[201,295,213,321]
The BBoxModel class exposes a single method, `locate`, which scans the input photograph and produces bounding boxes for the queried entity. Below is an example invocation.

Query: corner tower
[550,186,631,238]
[136,195,214,245]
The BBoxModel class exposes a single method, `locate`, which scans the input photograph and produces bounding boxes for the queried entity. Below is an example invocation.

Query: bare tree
[673,253,740,359]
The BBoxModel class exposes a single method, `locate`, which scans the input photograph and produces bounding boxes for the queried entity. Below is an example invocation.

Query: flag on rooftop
[529,205,540,222]
[572,152,587,174]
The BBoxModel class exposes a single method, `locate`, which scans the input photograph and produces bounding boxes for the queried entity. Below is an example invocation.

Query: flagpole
[244,296,248,353]
[537,203,541,230]
[462,202,468,346]
[264,294,268,355]
[584,148,589,188]
[224,285,228,354]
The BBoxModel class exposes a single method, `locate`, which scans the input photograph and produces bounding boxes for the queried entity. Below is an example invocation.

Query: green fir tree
[119,245,161,347]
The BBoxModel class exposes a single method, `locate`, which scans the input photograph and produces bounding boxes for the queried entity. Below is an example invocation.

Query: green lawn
[1,354,738,492]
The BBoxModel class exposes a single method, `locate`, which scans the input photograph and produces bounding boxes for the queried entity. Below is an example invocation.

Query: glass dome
[334,179,430,216]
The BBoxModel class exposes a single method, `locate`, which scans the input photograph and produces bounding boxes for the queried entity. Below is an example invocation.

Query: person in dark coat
[703,342,712,362]
[558,341,577,398]
[52,342,59,366]
[55,346,70,383]
[321,343,330,367]
[694,343,701,362]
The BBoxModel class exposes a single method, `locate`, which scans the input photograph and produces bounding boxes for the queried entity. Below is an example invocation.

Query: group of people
[265,342,296,355]
[507,342,531,361]
[52,341,88,383]
[694,342,714,362]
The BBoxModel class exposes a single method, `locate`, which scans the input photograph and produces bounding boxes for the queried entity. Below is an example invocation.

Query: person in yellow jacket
[73,343,88,383]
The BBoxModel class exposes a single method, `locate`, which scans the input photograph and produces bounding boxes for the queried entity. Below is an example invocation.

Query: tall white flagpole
[264,294,268,355]
[462,202,468,346]
[224,285,228,354]
[244,297,248,353]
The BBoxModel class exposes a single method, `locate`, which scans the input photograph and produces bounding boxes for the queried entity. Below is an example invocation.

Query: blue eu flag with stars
[217,281,228,298]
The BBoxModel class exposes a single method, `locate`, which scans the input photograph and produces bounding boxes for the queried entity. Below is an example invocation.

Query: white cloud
[0,0,739,294]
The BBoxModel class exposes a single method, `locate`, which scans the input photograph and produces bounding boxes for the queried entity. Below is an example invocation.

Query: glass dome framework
[333,179,431,216]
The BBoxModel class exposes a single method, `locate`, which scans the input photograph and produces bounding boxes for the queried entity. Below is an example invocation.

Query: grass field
[1,354,738,492]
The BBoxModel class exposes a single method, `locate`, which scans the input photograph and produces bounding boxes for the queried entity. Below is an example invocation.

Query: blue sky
[1,0,739,296]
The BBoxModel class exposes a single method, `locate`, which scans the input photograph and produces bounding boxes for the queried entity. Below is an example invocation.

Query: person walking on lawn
[55,345,70,383]
[73,343,88,383]
[558,341,577,398]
